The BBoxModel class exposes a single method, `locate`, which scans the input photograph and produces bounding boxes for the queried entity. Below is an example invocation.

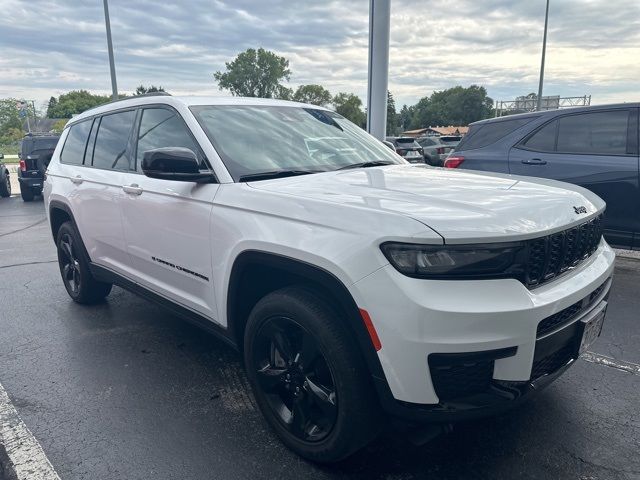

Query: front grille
[524,215,603,288]
[530,344,575,380]
[536,279,609,338]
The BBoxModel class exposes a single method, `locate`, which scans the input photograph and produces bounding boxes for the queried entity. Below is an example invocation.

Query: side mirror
[141,147,215,183]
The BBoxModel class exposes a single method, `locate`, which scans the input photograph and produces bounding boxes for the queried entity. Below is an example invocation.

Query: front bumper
[353,240,615,420]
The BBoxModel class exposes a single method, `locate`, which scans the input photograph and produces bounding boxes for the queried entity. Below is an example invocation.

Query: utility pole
[536,0,550,111]
[366,0,391,140]
[103,0,118,101]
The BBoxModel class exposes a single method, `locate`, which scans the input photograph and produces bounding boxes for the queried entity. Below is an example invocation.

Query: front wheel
[244,287,380,463]
[56,221,112,304]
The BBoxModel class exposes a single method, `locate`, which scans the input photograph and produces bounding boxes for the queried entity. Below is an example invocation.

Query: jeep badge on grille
[573,206,588,214]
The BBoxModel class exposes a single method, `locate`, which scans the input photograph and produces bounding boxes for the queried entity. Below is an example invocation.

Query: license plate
[579,306,606,354]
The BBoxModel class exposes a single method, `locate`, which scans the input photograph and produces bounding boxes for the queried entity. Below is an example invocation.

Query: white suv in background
[44,94,615,462]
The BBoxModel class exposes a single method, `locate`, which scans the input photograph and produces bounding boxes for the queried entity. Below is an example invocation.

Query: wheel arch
[49,200,76,241]
[226,250,388,383]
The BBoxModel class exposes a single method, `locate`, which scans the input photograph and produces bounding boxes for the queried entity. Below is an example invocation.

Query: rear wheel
[244,287,380,463]
[56,221,112,304]
[20,186,34,202]
[0,172,10,197]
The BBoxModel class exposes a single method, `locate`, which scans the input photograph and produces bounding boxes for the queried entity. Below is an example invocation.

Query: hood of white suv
[248,165,605,243]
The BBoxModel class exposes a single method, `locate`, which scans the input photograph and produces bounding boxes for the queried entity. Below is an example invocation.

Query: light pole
[366,0,390,140]
[103,0,118,101]
[536,0,550,111]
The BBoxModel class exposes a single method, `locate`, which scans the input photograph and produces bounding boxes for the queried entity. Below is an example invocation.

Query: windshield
[190,105,403,181]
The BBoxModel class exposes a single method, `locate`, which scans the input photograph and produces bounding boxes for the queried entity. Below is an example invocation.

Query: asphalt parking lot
[1,190,639,480]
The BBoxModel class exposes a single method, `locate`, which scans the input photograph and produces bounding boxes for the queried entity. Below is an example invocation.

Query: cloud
[0,0,638,111]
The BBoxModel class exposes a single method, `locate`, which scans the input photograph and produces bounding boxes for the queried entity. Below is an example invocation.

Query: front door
[119,106,219,320]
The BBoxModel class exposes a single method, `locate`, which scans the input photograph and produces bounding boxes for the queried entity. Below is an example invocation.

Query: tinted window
[457,117,535,150]
[557,110,629,155]
[60,121,92,165]
[92,110,135,170]
[418,138,437,146]
[524,120,557,151]
[136,108,203,169]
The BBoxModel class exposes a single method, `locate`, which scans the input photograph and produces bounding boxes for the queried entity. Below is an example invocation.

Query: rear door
[509,108,639,248]
[119,106,219,319]
[69,109,136,275]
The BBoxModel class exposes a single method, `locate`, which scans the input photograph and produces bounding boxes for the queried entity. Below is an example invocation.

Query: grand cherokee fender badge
[151,256,209,282]
[573,206,587,214]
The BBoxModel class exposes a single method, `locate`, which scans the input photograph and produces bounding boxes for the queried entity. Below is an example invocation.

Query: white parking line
[0,382,61,480]
[583,351,640,376]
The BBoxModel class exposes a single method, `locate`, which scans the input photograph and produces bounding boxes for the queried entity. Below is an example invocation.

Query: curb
[614,249,640,261]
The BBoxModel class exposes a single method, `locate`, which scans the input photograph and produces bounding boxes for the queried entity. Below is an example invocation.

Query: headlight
[380,242,526,279]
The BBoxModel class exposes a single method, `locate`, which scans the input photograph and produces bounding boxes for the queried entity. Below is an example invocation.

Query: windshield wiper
[238,169,323,182]
[337,160,395,170]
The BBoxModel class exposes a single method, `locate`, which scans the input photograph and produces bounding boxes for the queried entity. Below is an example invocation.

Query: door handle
[70,175,83,185]
[521,158,547,165]
[122,184,143,195]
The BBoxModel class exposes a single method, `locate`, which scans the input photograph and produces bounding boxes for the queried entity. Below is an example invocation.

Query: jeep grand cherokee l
[44,95,615,463]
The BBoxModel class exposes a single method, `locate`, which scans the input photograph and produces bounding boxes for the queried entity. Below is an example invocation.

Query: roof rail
[108,91,172,105]
[24,131,60,137]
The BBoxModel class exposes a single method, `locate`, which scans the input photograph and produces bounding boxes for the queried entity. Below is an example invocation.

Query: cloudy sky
[1,0,639,112]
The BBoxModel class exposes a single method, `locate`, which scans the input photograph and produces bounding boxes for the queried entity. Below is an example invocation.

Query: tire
[56,221,112,304]
[20,187,34,202]
[244,286,380,463]
[0,171,10,197]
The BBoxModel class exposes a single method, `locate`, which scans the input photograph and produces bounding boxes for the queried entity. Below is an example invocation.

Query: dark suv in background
[18,133,60,201]
[446,104,640,249]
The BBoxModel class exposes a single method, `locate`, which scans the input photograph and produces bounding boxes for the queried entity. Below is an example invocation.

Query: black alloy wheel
[253,316,338,442]
[55,221,112,304]
[59,232,81,295]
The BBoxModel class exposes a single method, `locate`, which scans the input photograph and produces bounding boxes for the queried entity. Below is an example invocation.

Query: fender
[226,250,391,394]
[48,199,78,240]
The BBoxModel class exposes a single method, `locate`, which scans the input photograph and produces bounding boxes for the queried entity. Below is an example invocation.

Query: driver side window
[135,108,205,170]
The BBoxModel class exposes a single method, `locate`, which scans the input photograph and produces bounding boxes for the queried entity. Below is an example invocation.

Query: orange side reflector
[359,308,382,351]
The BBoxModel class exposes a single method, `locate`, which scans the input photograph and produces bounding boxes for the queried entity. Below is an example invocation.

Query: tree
[214,48,291,98]
[332,93,366,128]
[386,91,399,135]
[51,119,68,134]
[46,97,58,118]
[399,104,415,131]
[0,99,22,134]
[292,84,333,106]
[135,85,166,96]
[412,85,494,127]
[46,90,111,118]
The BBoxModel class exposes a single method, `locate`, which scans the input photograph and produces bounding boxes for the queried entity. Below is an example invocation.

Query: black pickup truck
[18,133,60,201]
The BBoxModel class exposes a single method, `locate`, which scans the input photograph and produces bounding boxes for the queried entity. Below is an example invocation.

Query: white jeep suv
[44,94,615,462]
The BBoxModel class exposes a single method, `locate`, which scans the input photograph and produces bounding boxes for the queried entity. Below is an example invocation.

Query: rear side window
[60,120,92,165]
[523,119,558,151]
[556,110,629,155]
[92,110,136,170]
[457,117,535,151]
[135,108,204,169]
